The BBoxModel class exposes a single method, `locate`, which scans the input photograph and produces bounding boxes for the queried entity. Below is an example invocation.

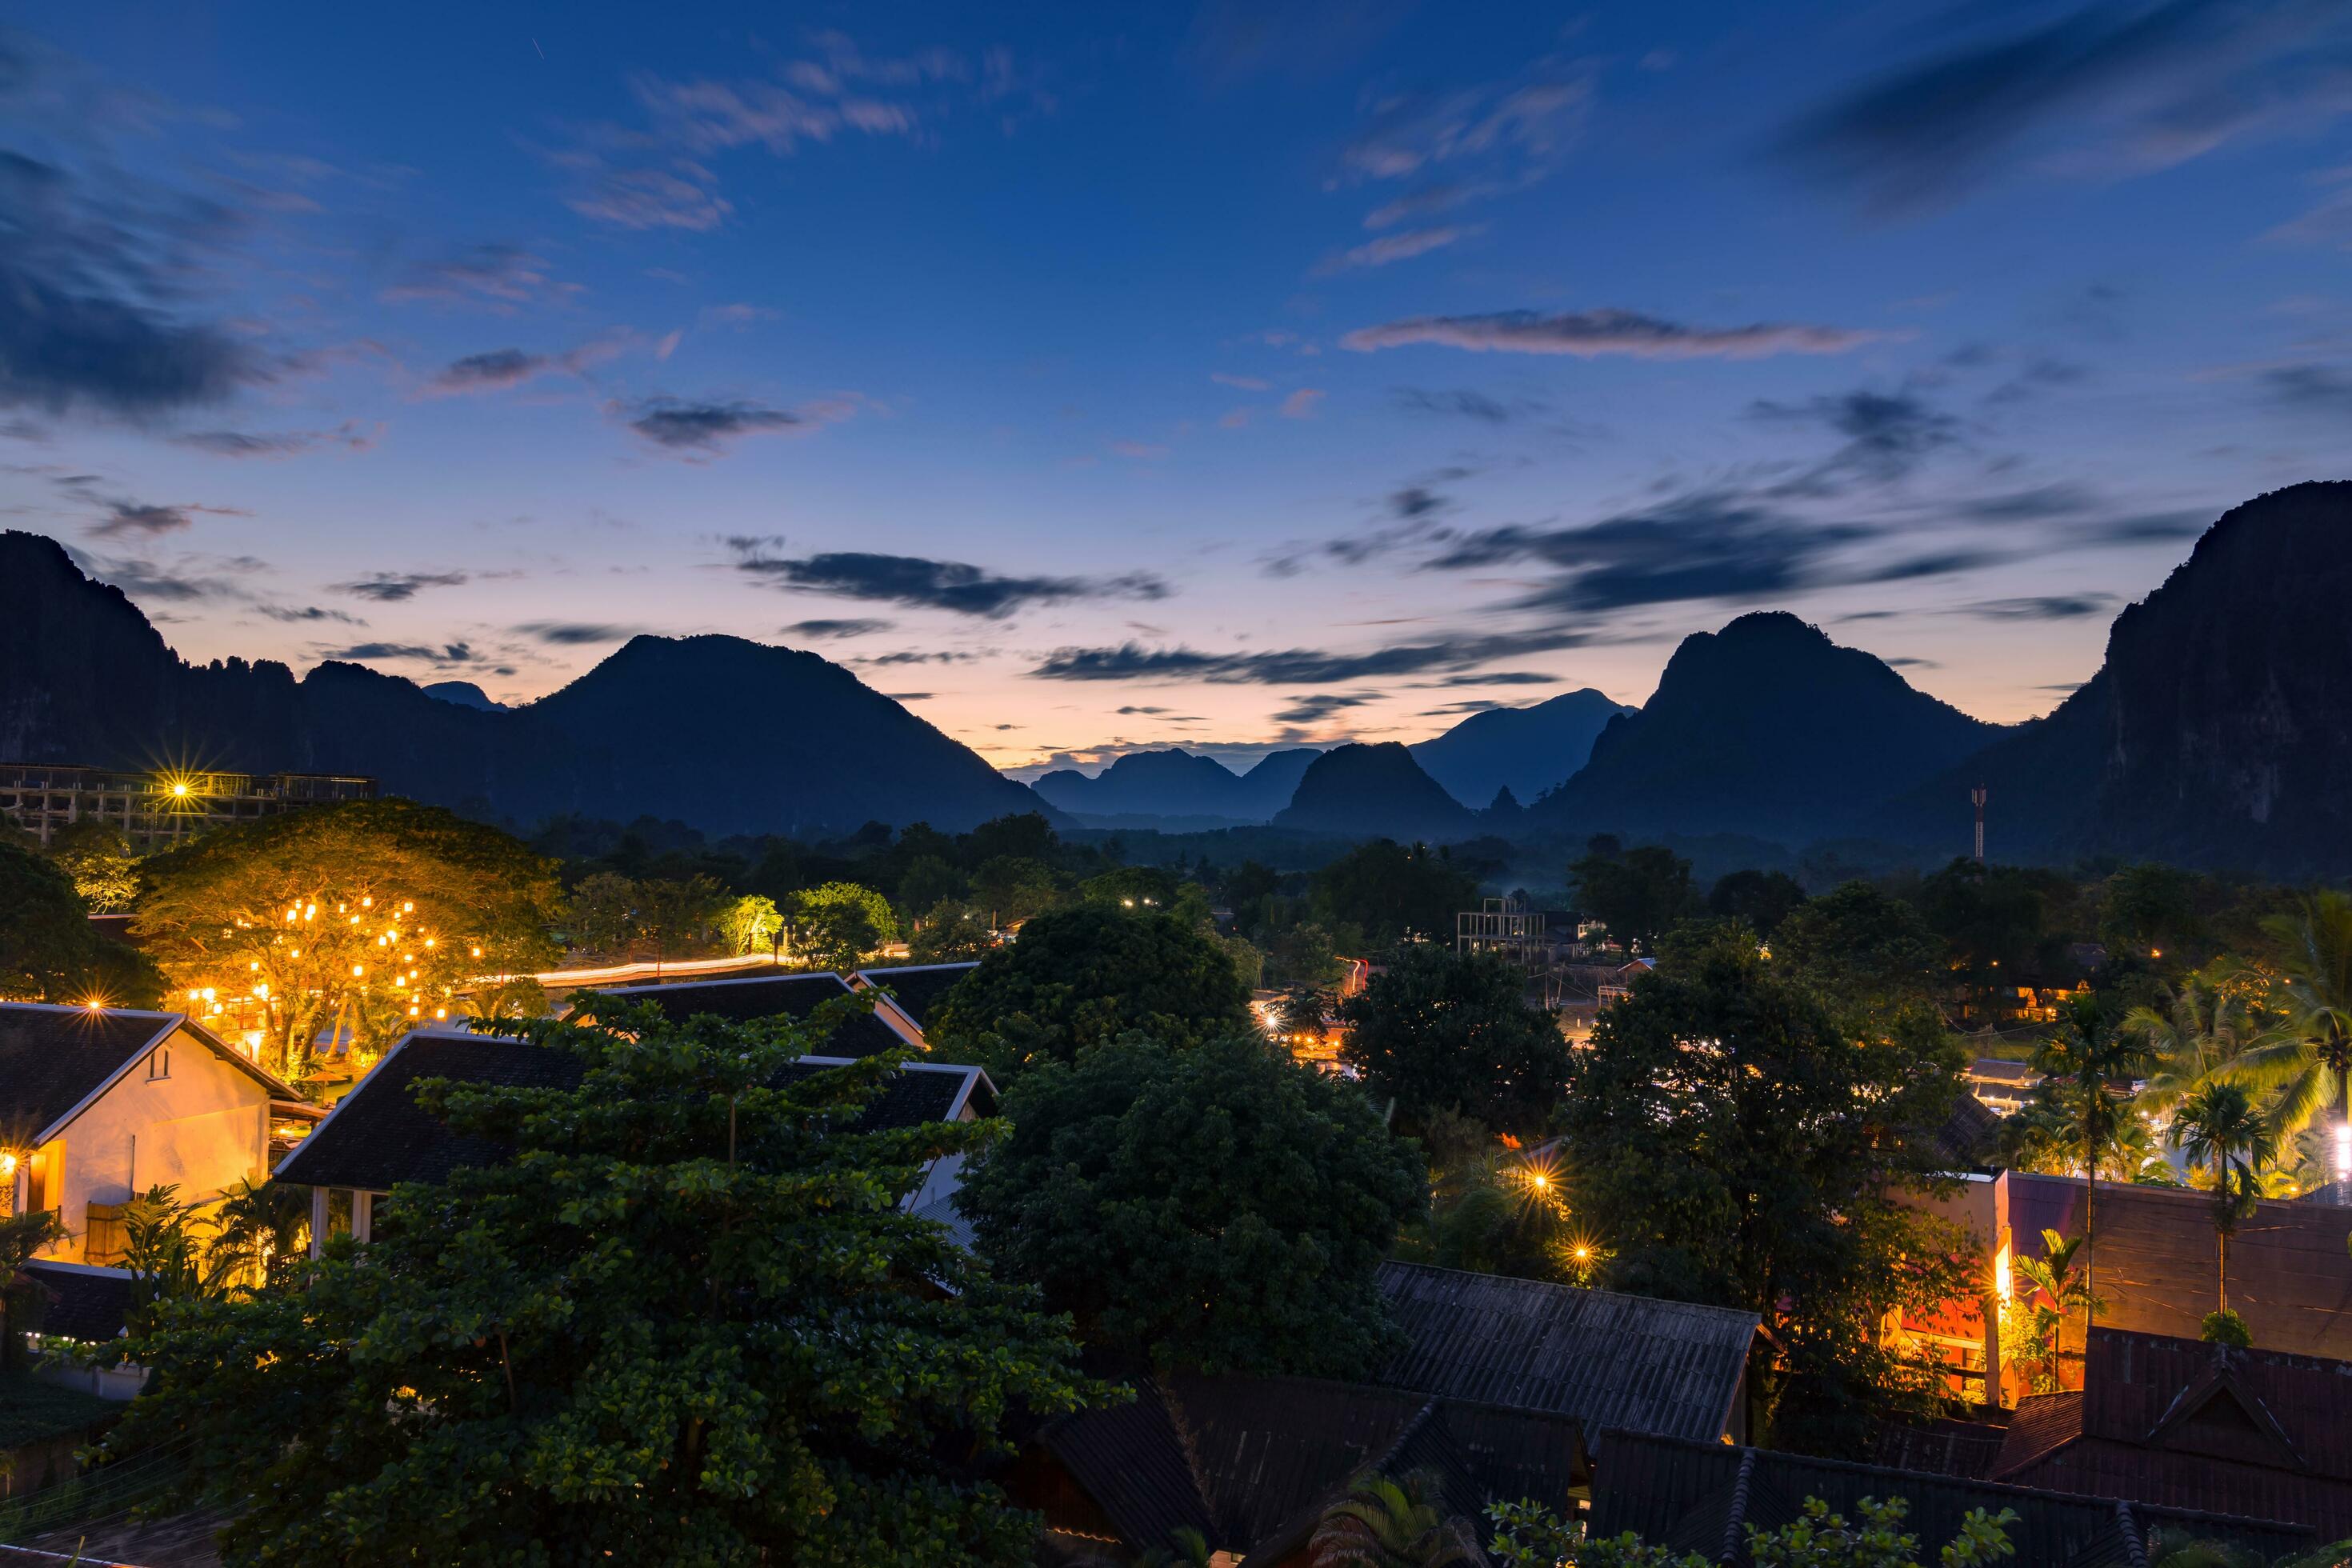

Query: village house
[1,1003,298,1265]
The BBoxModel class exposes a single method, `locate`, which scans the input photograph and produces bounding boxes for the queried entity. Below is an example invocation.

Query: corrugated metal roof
[1374,1261,1758,1446]
[2006,1173,2352,1359]
[1594,1428,2316,1567]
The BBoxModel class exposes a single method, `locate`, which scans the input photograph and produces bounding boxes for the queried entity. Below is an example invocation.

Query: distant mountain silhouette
[1530,612,2002,845]
[1272,742,1476,842]
[1410,688,1635,808]
[0,532,1052,837]
[1883,482,2352,874]
[1030,745,1322,825]
[421,681,502,711]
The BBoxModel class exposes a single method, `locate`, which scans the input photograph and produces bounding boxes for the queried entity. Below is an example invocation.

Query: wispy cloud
[1780,0,2352,214]
[332,570,470,602]
[89,498,246,538]
[1030,626,1588,685]
[782,617,893,638]
[170,422,376,458]
[732,542,1170,618]
[513,621,642,645]
[1314,225,1471,274]
[1272,691,1377,724]
[379,244,575,312]
[1280,388,1326,418]
[1343,308,1889,358]
[614,394,861,454]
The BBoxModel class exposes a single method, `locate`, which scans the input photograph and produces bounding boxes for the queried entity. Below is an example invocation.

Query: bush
[2202,1307,2253,1348]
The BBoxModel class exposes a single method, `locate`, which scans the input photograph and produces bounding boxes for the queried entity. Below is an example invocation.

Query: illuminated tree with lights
[134,801,562,1082]
[786,882,897,972]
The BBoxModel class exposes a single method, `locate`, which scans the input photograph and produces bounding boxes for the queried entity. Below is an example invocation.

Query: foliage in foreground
[0,834,161,1006]
[104,1002,1102,1566]
[961,1032,1425,1378]
[1484,1494,2017,1568]
[1337,944,1570,1138]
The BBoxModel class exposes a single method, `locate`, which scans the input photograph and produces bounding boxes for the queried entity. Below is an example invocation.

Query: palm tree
[1309,1471,1482,1568]
[2010,1228,2100,1394]
[2234,893,2352,1179]
[2125,970,2278,1118]
[2029,994,2154,1337]
[2169,1082,2274,1317]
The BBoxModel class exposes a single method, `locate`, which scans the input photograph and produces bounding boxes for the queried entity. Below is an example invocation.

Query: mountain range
[10,482,2352,871]
[0,531,1047,837]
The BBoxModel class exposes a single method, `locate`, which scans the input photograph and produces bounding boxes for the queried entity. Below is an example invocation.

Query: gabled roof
[1989,1328,2352,1537]
[578,971,908,1059]
[1372,1260,1759,1446]
[1028,1371,1587,1564]
[0,1003,295,1143]
[274,1030,990,1191]
[853,963,979,1030]
[1594,1429,2316,1568]
[21,1259,138,1344]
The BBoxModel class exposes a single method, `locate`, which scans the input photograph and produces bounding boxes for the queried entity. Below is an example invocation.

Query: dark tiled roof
[583,972,908,1059]
[1991,1328,2352,1538]
[1372,1260,1758,1446]
[1873,1417,2008,1480]
[0,1005,175,1138]
[856,964,979,1029]
[1026,1372,1586,1564]
[273,1035,584,1190]
[21,1261,138,1343]
[1592,1429,2316,1567]
[275,1034,981,1191]
[2005,1172,2352,1358]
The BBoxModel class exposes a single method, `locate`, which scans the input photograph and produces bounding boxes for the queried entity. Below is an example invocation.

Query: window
[146,1047,170,1080]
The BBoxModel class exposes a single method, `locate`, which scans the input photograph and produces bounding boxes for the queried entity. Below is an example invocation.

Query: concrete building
[0,762,375,854]
[1,1003,298,1264]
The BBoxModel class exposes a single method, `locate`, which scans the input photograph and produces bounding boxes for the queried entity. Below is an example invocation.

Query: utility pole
[1971,785,1987,864]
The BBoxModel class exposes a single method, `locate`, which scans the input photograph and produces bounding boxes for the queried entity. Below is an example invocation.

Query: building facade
[0,762,376,854]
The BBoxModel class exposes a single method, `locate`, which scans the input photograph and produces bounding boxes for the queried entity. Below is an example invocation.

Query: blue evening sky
[6,2,2347,775]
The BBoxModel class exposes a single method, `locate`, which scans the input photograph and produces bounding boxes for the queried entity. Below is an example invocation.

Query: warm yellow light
[434,1008,446,1019]
[202,987,216,1002]
[403,902,414,913]
[1528,1172,1550,1190]
[424,938,436,948]
[254,982,269,998]
[1994,1240,2014,1303]
[1573,1246,1592,1262]
[362,896,373,907]
[470,946,482,958]
[0,1152,16,1179]
[249,961,259,971]
[83,998,104,1012]
[352,965,365,977]
[170,782,188,797]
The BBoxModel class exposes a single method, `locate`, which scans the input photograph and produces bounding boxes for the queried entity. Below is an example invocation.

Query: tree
[962,811,1059,866]
[909,902,996,963]
[2170,1081,2274,1318]
[638,874,723,970]
[44,818,141,913]
[1262,921,1348,990]
[1079,866,1179,910]
[134,802,559,1080]
[719,894,782,957]
[1,1208,68,1373]
[898,854,965,916]
[1311,840,1477,947]
[2235,892,2352,1175]
[1570,841,1694,954]
[925,904,1252,1078]
[969,855,1061,929]
[2124,970,2277,1118]
[1338,946,1569,1138]
[1309,1471,1480,1568]
[0,835,162,1006]
[2028,995,2154,1339]
[1708,870,1808,938]
[1770,882,1943,1024]
[102,1002,1102,1566]
[960,1034,1424,1378]
[566,870,641,957]
[2102,862,2200,953]
[2006,1229,2098,1394]
[1558,930,1979,1455]
[786,881,897,971]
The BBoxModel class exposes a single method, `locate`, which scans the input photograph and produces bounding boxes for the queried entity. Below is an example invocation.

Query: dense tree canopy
[106,1002,1101,1567]
[924,903,1251,1078]
[960,1033,1425,1378]
[0,835,161,1006]
[1337,945,1569,1138]
[1558,930,1977,1454]
[1771,881,1943,1026]
[1570,839,1697,954]
[133,800,562,1076]
[786,881,897,970]
[1310,839,1478,947]
[1706,869,1808,938]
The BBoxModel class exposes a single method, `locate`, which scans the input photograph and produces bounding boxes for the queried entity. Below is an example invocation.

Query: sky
[6,2,2350,780]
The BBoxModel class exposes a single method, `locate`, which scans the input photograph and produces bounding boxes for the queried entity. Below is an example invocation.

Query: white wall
[41,1026,270,1263]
